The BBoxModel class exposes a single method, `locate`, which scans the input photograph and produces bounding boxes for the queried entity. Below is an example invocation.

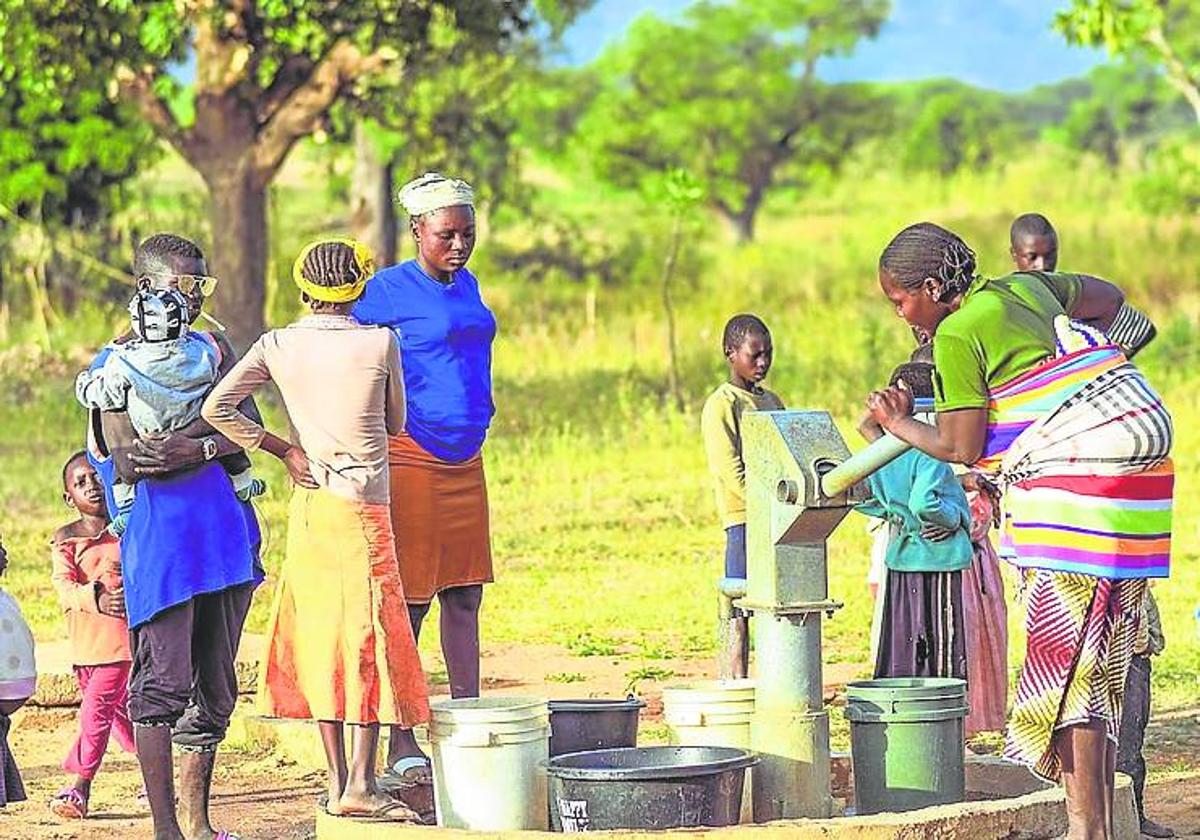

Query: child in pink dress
[959,474,1008,736]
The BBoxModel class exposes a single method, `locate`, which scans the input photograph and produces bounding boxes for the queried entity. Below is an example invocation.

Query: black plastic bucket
[548,697,646,757]
[545,746,757,832]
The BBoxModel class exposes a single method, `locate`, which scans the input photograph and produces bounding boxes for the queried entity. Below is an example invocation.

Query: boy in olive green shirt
[701,314,784,580]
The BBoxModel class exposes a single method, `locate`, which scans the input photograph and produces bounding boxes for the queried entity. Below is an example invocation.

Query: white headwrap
[397,172,475,217]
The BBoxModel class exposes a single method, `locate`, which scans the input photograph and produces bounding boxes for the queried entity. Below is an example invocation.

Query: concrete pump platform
[313,754,1139,840]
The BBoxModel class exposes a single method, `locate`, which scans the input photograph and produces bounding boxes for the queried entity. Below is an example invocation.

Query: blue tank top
[87,342,261,627]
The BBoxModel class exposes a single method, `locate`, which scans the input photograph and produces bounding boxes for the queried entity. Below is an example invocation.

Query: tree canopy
[1057,0,1200,123]
[0,0,588,348]
[568,0,889,242]
[0,2,154,224]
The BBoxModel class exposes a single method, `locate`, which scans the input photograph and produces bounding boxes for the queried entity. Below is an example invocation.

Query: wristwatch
[201,437,218,461]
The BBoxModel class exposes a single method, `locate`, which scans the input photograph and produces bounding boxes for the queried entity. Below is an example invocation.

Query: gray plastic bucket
[545,746,756,832]
[844,677,968,815]
[548,697,645,757]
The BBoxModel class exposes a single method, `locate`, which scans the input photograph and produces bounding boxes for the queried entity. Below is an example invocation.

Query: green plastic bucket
[844,678,967,815]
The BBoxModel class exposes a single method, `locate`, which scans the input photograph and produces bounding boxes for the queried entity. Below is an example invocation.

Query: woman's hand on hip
[284,446,319,489]
[919,522,955,542]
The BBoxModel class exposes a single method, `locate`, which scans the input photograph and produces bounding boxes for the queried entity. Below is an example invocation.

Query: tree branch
[193,12,254,98]
[1144,23,1200,124]
[252,40,396,184]
[256,55,317,126]
[711,195,737,221]
[113,66,192,159]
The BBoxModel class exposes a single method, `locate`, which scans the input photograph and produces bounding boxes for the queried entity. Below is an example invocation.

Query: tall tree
[573,0,888,242]
[0,1,580,349]
[349,44,545,266]
[344,2,590,267]
[1057,0,1200,123]
[0,7,155,324]
[901,89,1017,175]
[1046,62,1187,161]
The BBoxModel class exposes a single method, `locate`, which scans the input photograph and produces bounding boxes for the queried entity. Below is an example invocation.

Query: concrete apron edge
[315,776,1138,840]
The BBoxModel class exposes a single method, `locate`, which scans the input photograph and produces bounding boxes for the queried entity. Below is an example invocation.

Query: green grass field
[1,146,1197,712]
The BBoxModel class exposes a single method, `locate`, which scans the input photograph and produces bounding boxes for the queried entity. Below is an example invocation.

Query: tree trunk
[202,159,268,353]
[350,122,398,267]
[1145,25,1200,125]
[716,198,761,244]
[732,209,756,244]
[660,214,685,412]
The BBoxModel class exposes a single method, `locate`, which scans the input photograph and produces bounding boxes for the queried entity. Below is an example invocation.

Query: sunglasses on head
[139,273,219,297]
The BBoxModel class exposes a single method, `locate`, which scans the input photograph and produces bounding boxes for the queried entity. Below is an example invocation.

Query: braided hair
[722,314,771,355]
[879,222,977,303]
[134,233,205,276]
[299,241,366,289]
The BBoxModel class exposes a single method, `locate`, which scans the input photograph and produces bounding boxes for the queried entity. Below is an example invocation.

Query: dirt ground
[3,705,320,839]
[2,644,1198,839]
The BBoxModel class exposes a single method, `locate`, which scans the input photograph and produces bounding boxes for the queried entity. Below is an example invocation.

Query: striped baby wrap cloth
[975,317,1173,580]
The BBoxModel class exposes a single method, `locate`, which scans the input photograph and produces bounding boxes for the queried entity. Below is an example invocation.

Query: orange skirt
[258,488,429,726]
[388,433,493,604]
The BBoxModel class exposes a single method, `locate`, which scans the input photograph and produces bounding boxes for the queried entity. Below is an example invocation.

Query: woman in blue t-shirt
[354,173,497,780]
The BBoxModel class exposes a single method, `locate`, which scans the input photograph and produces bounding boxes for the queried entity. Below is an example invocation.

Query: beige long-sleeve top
[700,381,785,528]
[201,314,405,505]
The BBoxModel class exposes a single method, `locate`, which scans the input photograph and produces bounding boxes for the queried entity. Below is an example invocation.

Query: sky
[557,0,1109,93]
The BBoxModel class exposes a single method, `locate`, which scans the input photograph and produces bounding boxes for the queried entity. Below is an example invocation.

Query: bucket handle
[888,697,967,716]
[444,729,497,747]
[432,727,546,747]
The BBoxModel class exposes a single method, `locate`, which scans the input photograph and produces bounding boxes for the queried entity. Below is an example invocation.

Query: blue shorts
[724,524,747,580]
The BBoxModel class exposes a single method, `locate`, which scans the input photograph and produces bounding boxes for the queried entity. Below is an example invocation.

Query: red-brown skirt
[388,433,494,604]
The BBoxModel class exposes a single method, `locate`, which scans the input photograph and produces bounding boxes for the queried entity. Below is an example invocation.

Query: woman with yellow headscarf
[202,239,429,823]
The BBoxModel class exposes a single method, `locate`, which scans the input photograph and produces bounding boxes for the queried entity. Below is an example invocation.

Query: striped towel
[973,317,1173,580]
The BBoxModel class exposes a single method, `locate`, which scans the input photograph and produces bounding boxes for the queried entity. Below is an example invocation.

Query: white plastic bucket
[662,680,755,823]
[662,679,755,745]
[428,696,550,830]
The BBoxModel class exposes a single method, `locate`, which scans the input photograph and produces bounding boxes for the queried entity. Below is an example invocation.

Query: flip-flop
[214,832,242,840]
[331,799,422,823]
[48,787,88,820]
[385,782,436,824]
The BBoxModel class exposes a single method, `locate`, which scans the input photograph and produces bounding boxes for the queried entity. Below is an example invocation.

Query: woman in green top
[865,222,1170,840]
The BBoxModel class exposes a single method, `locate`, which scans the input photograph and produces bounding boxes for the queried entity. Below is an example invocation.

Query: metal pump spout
[739,411,910,822]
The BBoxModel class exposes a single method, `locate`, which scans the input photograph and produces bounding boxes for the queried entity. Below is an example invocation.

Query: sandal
[383,756,432,786]
[331,799,422,823]
[214,833,243,840]
[49,787,88,820]
[385,782,436,824]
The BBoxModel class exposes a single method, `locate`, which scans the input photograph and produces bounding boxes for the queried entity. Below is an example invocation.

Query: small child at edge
[47,451,135,820]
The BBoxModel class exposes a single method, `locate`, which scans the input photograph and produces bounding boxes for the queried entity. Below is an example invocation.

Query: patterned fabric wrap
[1006,569,1145,781]
[974,317,1173,579]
